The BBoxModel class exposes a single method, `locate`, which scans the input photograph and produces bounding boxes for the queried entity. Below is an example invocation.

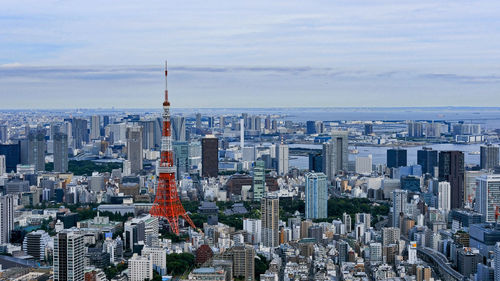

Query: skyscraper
[71,118,88,149]
[392,189,408,228]
[439,151,465,209]
[480,144,499,170]
[364,124,373,135]
[305,172,328,219]
[173,141,189,180]
[171,116,186,141]
[417,147,438,176]
[437,181,451,213]
[53,132,68,173]
[276,142,289,175]
[53,230,84,281]
[476,175,500,222]
[127,126,143,175]
[0,194,14,244]
[343,213,352,233]
[232,245,255,281]
[252,160,266,201]
[90,115,101,140]
[0,155,5,175]
[202,135,218,178]
[306,121,317,134]
[322,130,348,181]
[0,142,21,173]
[355,155,372,175]
[407,121,424,138]
[196,113,202,129]
[495,242,500,281]
[387,148,407,169]
[261,194,279,247]
[28,129,45,172]
[0,125,7,143]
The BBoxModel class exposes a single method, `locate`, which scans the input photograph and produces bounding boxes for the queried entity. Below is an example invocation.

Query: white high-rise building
[142,246,167,275]
[0,194,14,244]
[129,253,153,281]
[53,230,84,281]
[276,143,289,175]
[476,175,500,222]
[408,241,418,264]
[370,242,382,263]
[126,126,143,175]
[392,190,408,228]
[0,155,5,175]
[437,181,451,212]
[343,213,352,233]
[243,218,262,245]
[90,115,101,140]
[355,155,372,175]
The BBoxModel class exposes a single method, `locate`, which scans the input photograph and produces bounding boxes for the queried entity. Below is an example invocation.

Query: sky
[1,0,500,108]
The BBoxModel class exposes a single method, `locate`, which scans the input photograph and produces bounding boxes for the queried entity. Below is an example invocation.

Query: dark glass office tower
[417,147,438,176]
[387,149,407,168]
[439,151,465,209]
[202,136,218,178]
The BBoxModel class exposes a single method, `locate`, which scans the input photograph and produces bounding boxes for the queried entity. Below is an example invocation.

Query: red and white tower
[150,61,196,235]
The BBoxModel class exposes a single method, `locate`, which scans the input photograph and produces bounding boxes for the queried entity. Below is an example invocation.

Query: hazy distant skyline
[2,0,500,108]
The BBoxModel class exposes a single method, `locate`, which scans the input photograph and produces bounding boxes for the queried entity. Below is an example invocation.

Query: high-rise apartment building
[0,155,5,175]
[196,113,202,129]
[53,230,84,281]
[392,189,408,228]
[480,144,499,170]
[476,175,500,222]
[252,160,266,201]
[53,132,68,173]
[0,195,14,244]
[355,155,372,175]
[172,116,186,141]
[90,115,101,140]
[305,172,328,219]
[173,141,189,180]
[439,151,465,209]
[387,148,407,169]
[382,227,400,247]
[126,126,143,175]
[202,136,219,178]
[232,245,255,281]
[71,118,88,149]
[417,147,438,176]
[261,194,279,247]
[322,130,348,181]
[343,213,352,233]
[276,142,289,175]
[408,121,424,138]
[0,125,7,143]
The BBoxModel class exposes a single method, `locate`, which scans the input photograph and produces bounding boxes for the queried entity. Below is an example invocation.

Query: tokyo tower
[150,61,196,235]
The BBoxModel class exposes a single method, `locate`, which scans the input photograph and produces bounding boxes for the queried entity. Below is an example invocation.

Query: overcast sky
[1,0,500,108]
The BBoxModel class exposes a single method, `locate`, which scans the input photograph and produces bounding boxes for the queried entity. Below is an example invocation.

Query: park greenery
[45,160,122,176]
[166,253,195,276]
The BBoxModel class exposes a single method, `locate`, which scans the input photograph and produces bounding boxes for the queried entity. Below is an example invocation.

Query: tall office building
[439,151,465,209]
[173,141,189,180]
[480,144,499,170]
[53,132,68,173]
[322,130,348,181]
[387,148,407,169]
[476,175,500,222]
[308,152,323,173]
[276,142,289,175]
[90,115,101,140]
[355,155,372,175]
[364,124,373,135]
[261,194,279,247]
[71,118,88,149]
[465,170,483,205]
[140,120,157,150]
[196,113,202,129]
[129,253,153,281]
[417,147,438,176]
[23,230,50,261]
[305,172,328,219]
[202,136,219,178]
[232,245,255,281]
[0,142,21,173]
[28,129,45,172]
[0,125,7,143]
[126,126,143,175]
[392,189,408,228]
[343,213,352,233]
[171,116,186,141]
[53,230,84,281]
[0,155,5,175]
[0,195,14,244]
[306,121,317,134]
[252,160,266,201]
[437,182,451,212]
